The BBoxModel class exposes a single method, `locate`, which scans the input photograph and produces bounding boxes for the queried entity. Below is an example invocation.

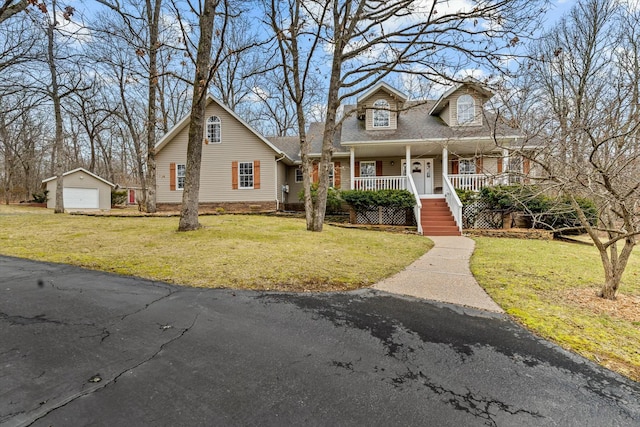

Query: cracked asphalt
[1,256,639,427]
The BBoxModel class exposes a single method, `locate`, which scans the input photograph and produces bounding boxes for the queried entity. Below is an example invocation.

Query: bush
[341,189,415,212]
[32,190,48,204]
[478,185,597,232]
[298,183,343,213]
[111,189,127,206]
[455,188,478,206]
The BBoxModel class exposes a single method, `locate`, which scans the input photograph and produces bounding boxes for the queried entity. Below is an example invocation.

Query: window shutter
[334,161,341,188]
[497,157,503,174]
[170,163,176,191]
[451,159,459,174]
[254,160,260,189]
[376,161,383,176]
[231,161,238,189]
[523,157,530,175]
[312,163,319,183]
[355,161,360,177]
[475,157,483,174]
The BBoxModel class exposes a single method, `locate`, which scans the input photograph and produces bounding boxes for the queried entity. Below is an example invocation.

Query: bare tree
[95,0,169,212]
[266,0,545,231]
[502,0,640,299]
[177,0,230,231]
[0,0,29,23]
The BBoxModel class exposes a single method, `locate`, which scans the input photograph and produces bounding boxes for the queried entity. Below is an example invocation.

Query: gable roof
[155,94,292,162]
[429,77,495,116]
[357,81,408,104]
[42,167,116,187]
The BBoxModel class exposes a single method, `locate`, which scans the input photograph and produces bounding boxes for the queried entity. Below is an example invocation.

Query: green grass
[471,237,640,381]
[0,205,432,291]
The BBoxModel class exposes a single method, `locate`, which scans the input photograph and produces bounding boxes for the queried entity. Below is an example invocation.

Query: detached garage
[42,168,115,211]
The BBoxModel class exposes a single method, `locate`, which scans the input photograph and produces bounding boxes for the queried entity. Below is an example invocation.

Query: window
[206,116,221,143]
[176,164,186,189]
[457,94,475,124]
[459,158,475,175]
[360,161,376,177]
[372,99,390,128]
[239,162,253,188]
[295,167,304,183]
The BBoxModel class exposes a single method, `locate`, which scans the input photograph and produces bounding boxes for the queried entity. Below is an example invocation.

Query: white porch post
[502,148,509,185]
[350,147,355,190]
[405,145,411,175]
[442,147,448,176]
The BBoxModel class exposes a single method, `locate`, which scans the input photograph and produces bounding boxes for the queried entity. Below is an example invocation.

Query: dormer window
[372,99,390,128]
[457,95,475,124]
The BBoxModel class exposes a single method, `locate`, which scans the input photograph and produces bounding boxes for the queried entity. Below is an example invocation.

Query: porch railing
[447,174,493,192]
[353,176,407,191]
[443,174,463,233]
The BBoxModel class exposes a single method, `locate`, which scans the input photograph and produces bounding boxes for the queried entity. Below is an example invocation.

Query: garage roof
[42,168,116,188]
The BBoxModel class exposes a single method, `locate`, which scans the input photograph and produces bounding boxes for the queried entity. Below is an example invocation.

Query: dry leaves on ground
[562,288,640,323]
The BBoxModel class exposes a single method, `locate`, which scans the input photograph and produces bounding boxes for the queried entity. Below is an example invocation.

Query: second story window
[457,95,475,124]
[206,116,221,143]
[373,99,390,128]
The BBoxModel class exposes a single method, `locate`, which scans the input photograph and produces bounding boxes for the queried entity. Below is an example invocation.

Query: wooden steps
[420,198,461,236]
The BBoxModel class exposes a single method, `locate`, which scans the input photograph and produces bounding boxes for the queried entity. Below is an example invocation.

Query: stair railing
[406,174,423,234]
[443,174,462,233]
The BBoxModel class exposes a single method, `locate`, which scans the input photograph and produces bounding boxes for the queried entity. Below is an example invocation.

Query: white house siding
[448,88,484,127]
[45,171,112,210]
[156,102,278,204]
[363,90,399,130]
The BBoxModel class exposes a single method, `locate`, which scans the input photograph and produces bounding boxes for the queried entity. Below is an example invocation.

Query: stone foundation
[464,228,553,240]
[157,201,278,213]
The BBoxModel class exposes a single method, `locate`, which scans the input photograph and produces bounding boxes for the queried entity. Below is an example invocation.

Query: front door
[403,158,434,195]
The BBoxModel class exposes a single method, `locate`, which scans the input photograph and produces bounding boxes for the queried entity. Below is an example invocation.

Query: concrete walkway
[373,236,504,313]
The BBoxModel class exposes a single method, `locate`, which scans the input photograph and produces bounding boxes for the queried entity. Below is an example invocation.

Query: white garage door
[63,187,99,209]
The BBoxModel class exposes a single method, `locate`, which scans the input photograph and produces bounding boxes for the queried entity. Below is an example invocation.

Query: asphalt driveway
[1,256,639,426]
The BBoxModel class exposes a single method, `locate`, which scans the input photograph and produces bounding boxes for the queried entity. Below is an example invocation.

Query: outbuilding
[42,168,115,211]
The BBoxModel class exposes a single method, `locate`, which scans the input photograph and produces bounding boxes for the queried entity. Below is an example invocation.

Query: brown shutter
[355,161,360,177]
[376,160,383,176]
[497,157,503,174]
[475,157,483,173]
[451,159,459,174]
[231,161,238,189]
[312,163,319,183]
[253,160,260,189]
[334,161,341,188]
[523,157,530,175]
[170,163,176,191]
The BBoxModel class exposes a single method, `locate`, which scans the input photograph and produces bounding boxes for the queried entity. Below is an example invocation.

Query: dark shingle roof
[338,101,519,144]
[267,136,300,160]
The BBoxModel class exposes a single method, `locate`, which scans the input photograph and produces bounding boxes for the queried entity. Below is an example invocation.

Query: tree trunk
[178,0,217,231]
[47,0,65,214]
[144,0,162,213]
[598,237,635,300]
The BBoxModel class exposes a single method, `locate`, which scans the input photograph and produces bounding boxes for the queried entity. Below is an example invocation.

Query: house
[156,79,533,235]
[42,168,115,211]
[154,94,294,212]
[274,78,535,235]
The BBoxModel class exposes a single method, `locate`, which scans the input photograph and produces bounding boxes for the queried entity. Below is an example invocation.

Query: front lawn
[0,205,432,291]
[471,237,640,382]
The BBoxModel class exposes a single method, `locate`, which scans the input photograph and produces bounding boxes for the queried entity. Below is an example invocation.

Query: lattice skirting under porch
[462,200,504,229]
[352,207,416,226]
